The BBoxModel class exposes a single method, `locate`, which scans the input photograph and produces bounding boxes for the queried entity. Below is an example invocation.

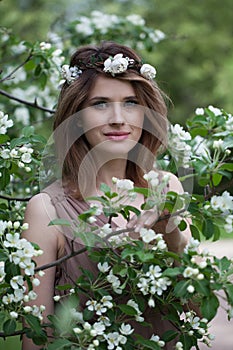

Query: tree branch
[35,246,87,272]
[0,194,31,202]
[0,88,55,114]
[0,53,32,84]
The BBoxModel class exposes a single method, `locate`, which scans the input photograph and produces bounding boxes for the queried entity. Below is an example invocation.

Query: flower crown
[61,53,156,84]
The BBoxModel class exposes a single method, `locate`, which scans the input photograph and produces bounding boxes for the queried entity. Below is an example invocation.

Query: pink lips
[104,131,130,141]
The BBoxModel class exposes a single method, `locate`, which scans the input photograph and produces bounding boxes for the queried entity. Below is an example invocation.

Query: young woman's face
[80,75,144,156]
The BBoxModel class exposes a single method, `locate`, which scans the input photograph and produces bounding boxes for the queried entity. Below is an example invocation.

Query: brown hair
[53,41,168,199]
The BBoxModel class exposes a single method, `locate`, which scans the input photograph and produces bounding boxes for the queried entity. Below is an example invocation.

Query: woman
[22,41,191,349]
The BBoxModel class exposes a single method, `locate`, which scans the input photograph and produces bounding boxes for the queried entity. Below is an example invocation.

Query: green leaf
[0,249,9,262]
[225,284,233,304]
[163,267,181,277]
[118,304,137,316]
[215,256,231,272]
[200,293,219,320]
[47,339,74,350]
[190,224,201,240]
[178,219,187,231]
[0,134,10,144]
[24,314,42,335]
[0,312,6,329]
[212,173,222,186]
[135,250,154,262]
[10,136,28,148]
[3,319,17,335]
[123,205,141,217]
[22,125,35,137]
[202,218,215,239]
[161,329,179,342]
[48,218,71,226]
[0,168,10,190]
[219,163,233,171]
[135,338,161,349]
[133,187,149,196]
[56,283,73,291]
[174,280,190,298]
[180,333,196,350]
[74,230,101,247]
[194,279,209,296]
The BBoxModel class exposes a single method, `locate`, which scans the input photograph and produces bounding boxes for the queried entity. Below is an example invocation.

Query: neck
[96,158,127,190]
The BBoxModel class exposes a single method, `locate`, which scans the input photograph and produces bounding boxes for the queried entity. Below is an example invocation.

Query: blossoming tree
[0,11,233,350]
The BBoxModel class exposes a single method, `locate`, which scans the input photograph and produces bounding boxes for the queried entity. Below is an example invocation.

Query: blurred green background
[1,0,233,348]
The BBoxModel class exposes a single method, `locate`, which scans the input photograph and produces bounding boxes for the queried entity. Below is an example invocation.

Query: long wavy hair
[53,41,169,199]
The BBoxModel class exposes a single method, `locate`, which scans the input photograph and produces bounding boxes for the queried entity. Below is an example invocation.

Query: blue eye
[124,100,138,107]
[92,101,108,109]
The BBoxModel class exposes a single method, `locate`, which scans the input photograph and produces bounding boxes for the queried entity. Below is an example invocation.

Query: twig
[0,88,55,114]
[35,246,87,272]
[0,194,31,202]
[0,329,25,338]
[0,53,32,84]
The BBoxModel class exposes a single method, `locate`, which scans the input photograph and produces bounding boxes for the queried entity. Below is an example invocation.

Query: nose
[108,102,125,125]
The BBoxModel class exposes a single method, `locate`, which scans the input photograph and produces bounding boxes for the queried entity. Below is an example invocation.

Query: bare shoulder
[25,192,57,218]
[160,171,184,194]
[23,193,65,252]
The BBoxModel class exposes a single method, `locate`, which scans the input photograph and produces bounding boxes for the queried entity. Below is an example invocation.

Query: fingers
[127,210,159,233]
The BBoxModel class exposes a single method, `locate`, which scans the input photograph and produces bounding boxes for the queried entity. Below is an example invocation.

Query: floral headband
[61,53,156,84]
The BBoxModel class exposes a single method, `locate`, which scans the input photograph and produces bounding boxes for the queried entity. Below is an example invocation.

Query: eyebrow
[87,95,138,102]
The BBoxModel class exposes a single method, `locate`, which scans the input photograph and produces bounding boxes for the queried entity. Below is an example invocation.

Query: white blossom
[195,107,205,115]
[208,105,222,116]
[92,322,106,335]
[210,191,233,212]
[139,227,157,243]
[86,299,97,311]
[184,237,200,253]
[115,178,134,191]
[40,42,52,50]
[73,327,82,334]
[140,64,156,80]
[97,261,111,273]
[187,285,195,293]
[104,54,130,76]
[10,275,24,289]
[100,295,113,309]
[0,220,7,235]
[183,267,199,278]
[21,152,32,163]
[119,323,134,335]
[213,139,224,150]
[126,14,145,26]
[0,111,13,134]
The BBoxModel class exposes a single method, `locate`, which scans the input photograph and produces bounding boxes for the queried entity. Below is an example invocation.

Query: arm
[21,193,65,350]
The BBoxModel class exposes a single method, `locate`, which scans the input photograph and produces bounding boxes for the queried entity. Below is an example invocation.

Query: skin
[22,76,191,349]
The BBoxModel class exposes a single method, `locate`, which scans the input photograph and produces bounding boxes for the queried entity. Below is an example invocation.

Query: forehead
[88,75,136,98]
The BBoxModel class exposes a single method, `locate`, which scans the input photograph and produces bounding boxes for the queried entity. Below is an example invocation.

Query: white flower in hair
[140,64,156,80]
[103,53,131,76]
[61,64,82,84]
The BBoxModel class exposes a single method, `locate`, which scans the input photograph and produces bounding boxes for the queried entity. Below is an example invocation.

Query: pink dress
[42,181,177,349]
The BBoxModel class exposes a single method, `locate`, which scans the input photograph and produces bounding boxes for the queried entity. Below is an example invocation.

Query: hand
[126,208,160,239]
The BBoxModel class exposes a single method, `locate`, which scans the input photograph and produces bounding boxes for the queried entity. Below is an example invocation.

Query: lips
[104,131,130,141]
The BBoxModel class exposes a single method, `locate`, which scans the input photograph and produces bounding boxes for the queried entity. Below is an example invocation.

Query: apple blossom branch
[34,210,186,273]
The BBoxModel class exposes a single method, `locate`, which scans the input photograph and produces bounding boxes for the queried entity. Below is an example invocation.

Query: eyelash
[91,100,138,109]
